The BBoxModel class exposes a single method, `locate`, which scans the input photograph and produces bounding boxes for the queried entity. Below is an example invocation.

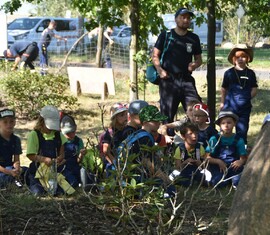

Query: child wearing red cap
[192,103,218,148]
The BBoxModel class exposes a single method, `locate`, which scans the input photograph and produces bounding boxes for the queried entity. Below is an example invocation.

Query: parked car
[162,13,224,45]
[8,34,15,48]
[111,25,157,49]
[7,17,90,53]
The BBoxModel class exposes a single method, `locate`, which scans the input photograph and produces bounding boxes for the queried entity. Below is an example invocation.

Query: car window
[55,20,76,31]
[119,28,131,37]
[8,18,41,30]
[111,28,122,36]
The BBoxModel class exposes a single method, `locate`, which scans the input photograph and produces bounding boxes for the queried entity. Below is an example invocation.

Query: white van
[162,13,224,46]
[7,17,89,53]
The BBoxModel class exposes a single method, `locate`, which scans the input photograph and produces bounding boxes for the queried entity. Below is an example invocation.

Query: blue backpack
[116,130,155,162]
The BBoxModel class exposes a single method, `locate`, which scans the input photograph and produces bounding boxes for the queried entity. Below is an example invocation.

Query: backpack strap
[160,30,173,65]
[195,143,201,161]
[178,143,187,161]
[179,142,201,161]
[128,130,155,148]
[35,129,62,156]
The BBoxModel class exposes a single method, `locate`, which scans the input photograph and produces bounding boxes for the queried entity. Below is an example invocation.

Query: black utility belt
[168,72,192,80]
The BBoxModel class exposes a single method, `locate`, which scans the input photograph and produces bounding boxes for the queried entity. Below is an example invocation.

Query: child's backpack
[116,130,155,162]
[178,142,201,161]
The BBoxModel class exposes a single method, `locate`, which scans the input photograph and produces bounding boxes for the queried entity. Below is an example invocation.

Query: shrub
[0,69,78,119]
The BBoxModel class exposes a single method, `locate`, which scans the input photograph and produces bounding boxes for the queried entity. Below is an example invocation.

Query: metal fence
[24,34,270,79]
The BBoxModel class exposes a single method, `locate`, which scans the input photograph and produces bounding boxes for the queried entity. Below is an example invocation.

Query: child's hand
[217,159,227,172]
[80,148,87,157]
[165,135,173,144]
[78,149,87,162]
[43,157,53,166]
[56,156,66,166]
[9,168,20,177]
[231,159,245,170]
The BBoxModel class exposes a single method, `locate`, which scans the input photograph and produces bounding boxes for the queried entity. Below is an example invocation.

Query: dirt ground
[0,74,234,234]
[0,183,233,235]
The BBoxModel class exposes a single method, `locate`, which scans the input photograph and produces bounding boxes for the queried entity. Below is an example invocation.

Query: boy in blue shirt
[206,110,247,188]
[0,108,25,188]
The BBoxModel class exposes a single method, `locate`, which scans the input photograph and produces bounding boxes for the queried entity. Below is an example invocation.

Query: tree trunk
[129,0,139,101]
[228,122,270,235]
[96,24,104,68]
[206,0,217,124]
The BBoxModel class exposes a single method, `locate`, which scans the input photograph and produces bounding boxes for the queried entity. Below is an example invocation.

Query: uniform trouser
[38,43,48,67]
[159,73,201,135]
[21,42,39,69]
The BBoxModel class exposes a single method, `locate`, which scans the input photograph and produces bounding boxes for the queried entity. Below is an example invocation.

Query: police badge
[186,43,192,53]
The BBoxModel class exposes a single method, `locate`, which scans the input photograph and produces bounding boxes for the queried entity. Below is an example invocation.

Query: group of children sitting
[0,100,248,197]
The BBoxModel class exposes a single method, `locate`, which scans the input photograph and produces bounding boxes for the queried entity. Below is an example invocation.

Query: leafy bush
[0,69,78,119]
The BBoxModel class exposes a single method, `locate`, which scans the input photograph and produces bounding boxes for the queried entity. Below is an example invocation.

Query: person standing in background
[103,26,114,68]
[39,20,67,74]
[152,7,202,136]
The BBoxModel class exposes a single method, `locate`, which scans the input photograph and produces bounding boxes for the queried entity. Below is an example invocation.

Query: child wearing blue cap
[205,110,247,189]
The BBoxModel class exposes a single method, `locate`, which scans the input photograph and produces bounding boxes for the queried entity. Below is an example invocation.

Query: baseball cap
[139,105,167,123]
[40,105,60,131]
[215,110,239,126]
[193,103,210,124]
[128,100,149,114]
[110,103,128,120]
[0,108,15,118]
[61,115,77,134]
[175,7,194,18]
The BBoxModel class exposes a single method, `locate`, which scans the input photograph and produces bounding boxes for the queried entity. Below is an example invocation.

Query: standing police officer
[152,7,202,135]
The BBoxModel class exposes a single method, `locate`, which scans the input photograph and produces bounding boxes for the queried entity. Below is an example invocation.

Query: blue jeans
[208,164,243,187]
[0,166,14,188]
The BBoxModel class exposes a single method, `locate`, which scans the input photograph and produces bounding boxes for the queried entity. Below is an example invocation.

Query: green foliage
[0,68,78,119]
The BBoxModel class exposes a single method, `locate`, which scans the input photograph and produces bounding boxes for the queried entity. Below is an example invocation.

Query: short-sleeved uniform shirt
[40,28,55,47]
[26,130,67,155]
[154,29,202,75]
[0,134,22,167]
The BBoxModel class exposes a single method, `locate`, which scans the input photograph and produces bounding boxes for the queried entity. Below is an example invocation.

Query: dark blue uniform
[9,41,39,69]
[222,67,258,144]
[154,29,202,125]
